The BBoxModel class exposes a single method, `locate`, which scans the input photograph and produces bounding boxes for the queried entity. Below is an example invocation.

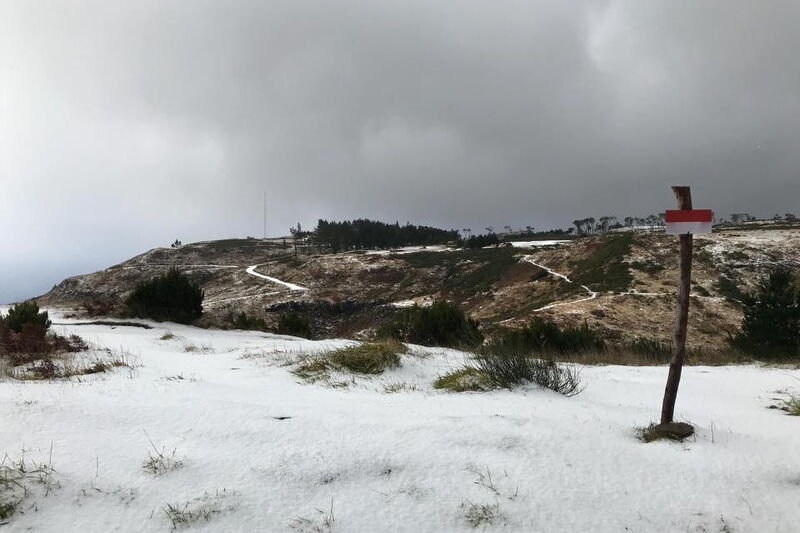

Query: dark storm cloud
[2,1,799,302]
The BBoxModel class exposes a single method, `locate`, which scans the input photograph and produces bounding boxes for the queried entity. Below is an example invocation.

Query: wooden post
[660,186,693,425]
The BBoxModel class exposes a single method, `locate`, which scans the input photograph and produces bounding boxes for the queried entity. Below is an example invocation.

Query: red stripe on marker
[664,209,713,223]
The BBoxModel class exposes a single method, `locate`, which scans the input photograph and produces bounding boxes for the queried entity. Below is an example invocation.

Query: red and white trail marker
[664,209,713,235]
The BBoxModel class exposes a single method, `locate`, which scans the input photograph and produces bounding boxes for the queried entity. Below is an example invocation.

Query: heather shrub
[124,268,203,324]
[228,312,268,332]
[377,300,483,349]
[490,318,605,355]
[277,312,312,339]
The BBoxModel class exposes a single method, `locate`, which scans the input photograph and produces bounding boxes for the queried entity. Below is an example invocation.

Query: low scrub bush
[277,312,312,339]
[471,347,583,396]
[715,275,745,302]
[124,268,203,324]
[227,312,268,332]
[377,300,483,349]
[81,299,115,318]
[1,303,91,373]
[491,318,605,355]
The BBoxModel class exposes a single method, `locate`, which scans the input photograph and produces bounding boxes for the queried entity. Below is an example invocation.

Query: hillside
[39,223,800,347]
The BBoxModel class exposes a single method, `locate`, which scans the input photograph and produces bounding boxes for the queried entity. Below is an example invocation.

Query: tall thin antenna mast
[263,191,267,240]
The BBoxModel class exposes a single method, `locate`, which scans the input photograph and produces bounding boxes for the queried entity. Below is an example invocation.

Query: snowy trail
[245,265,308,291]
[523,256,598,311]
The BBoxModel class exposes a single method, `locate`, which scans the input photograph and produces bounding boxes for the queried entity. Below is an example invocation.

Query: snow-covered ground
[507,240,570,248]
[364,245,454,255]
[1,311,799,532]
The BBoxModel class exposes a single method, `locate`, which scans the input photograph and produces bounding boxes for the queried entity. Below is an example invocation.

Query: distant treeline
[314,219,458,252]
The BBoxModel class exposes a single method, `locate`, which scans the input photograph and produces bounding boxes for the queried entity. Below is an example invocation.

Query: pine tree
[732,268,800,358]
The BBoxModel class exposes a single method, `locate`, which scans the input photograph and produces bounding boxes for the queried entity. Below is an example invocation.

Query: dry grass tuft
[292,340,405,383]
[433,368,490,392]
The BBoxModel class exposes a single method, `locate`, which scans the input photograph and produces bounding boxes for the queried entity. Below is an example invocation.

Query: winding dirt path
[523,256,598,312]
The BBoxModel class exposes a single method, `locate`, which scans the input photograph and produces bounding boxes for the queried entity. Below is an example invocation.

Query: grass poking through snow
[771,390,800,416]
[293,340,405,384]
[162,489,236,530]
[0,449,58,523]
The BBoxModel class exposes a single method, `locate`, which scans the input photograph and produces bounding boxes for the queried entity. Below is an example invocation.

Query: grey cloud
[1,0,798,301]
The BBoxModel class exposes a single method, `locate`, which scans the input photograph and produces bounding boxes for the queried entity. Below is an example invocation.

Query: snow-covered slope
[1,311,798,532]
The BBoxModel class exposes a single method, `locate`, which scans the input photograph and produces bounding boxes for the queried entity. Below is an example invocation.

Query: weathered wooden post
[652,186,713,439]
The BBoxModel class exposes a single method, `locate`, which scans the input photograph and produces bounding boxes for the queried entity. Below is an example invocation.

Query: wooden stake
[660,186,693,424]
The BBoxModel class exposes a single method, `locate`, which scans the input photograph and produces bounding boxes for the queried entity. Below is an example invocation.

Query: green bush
[377,300,483,349]
[2,301,51,334]
[277,312,312,338]
[490,318,605,355]
[124,268,203,324]
[470,347,583,396]
[715,275,745,302]
[228,312,268,332]
[731,268,800,358]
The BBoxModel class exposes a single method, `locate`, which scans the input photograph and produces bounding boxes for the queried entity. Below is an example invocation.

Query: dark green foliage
[470,349,582,395]
[715,275,745,302]
[629,261,664,275]
[490,318,605,355]
[396,247,520,296]
[314,218,458,252]
[378,300,483,349]
[570,234,633,292]
[693,284,711,297]
[124,268,203,324]
[463,233,500,249]
[2,301,50,333]
[277,312,312,339]
[731,268,800,358]
[228,312,268,332]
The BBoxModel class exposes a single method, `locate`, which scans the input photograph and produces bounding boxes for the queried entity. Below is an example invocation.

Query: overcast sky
[2,1,799,303]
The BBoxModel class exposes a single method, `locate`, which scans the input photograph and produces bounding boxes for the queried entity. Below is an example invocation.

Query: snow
[245,265,308,291]
[1,310,799,532]
[364,245,453,255]
[390,296,434,308]
[523,256,598,311]
[507,240,570,248]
